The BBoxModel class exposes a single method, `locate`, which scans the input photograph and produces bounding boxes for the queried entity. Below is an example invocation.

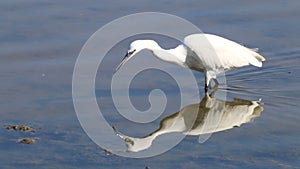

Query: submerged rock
[6,125,35,133]
[18,138,39,144]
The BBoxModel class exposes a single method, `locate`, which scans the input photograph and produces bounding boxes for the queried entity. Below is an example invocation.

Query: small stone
[18,138,38,144]
[6,125,35,133]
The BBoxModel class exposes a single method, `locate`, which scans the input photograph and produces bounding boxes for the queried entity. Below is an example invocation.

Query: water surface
[0,0,299,168]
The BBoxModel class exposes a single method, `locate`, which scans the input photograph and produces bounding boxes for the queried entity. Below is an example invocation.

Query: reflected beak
[114,52,130,74]
[112,126,134,147]
[112,126,128,140]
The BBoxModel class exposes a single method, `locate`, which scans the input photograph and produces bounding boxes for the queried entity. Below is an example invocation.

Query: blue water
[1,1,300,168]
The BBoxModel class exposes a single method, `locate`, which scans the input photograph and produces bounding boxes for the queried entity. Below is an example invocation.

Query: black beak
[114,52,130,74]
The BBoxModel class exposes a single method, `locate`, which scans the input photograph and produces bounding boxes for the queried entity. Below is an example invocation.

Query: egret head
[121,136,153,152]
[114,40,160,73]
[112,126,154,152]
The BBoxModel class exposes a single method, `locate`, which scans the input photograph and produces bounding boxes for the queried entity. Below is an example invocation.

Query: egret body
[115,34,265,91]
[113,93,263,152]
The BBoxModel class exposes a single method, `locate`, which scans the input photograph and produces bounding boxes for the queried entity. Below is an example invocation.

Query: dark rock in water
[18,138,38,144]
[6,125,35,133]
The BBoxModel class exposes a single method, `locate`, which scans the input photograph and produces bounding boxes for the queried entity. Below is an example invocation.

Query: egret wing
[184,34,265,71]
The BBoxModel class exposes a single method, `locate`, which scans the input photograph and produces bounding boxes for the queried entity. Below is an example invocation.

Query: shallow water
[1,0,300,169]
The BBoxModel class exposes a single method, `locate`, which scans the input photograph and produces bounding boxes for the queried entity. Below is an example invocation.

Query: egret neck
[133,40,188,68]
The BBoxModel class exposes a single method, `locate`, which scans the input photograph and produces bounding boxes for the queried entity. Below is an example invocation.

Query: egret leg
[210,79,219,91]
[205,84,208,92]
[204,71,211,92]
[213,78,219,86]
[209,89,217,98]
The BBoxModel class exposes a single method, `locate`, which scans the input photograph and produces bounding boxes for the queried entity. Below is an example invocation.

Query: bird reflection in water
[113,92,263,152]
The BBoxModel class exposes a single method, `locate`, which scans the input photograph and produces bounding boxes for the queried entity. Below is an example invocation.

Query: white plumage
[115,33,266,90]
[113,93,263,152]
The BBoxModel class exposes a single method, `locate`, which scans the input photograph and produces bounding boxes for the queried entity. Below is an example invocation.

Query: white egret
[113,93,263,152]
[115,34,266,91]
